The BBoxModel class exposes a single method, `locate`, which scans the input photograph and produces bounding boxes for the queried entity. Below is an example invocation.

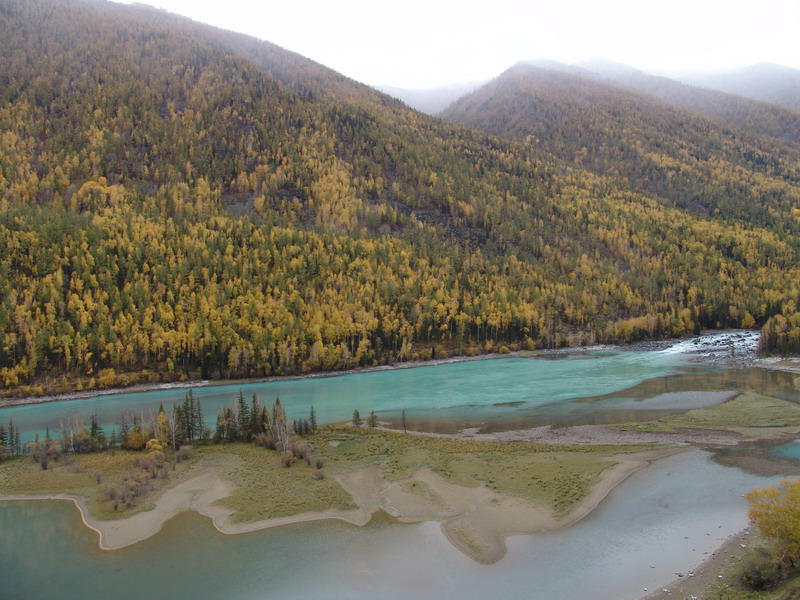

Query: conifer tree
[309,406,317,433]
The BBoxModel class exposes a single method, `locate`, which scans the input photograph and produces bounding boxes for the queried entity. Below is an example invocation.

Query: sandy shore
[0,352,528,408]
[7,328,766,409]
[642,527,759,600]
[455,424,746,446]
[0,446,682,563]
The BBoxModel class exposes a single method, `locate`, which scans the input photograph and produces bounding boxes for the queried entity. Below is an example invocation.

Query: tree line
[2,0,800,399]
[0,389,329,464]
[759,312,800,357]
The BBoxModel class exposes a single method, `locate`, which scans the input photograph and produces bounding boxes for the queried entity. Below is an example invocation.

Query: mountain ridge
[677,62,800,112]
[1,0,799,395]
[442,62,800,230]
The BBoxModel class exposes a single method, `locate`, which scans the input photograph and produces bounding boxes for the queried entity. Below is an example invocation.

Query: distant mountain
[677,63,800,112]
[2,0,800,393]
[377,82,484,115]
[538,59,800,143]
[442,62,800,227]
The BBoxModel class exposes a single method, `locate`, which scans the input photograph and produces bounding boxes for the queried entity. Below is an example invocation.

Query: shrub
[740,547,794,590]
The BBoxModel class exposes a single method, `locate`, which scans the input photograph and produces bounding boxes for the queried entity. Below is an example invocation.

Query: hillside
[442,63,800,231]
[678,63,800,112]
[1,0,799,395]
[575,60,800,144]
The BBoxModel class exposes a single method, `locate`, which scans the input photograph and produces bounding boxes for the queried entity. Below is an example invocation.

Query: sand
[642,527,760,600]
[457,424,746,446]
[0,446,682,563]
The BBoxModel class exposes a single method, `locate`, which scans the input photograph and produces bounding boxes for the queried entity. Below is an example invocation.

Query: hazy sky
[123,0,800,88]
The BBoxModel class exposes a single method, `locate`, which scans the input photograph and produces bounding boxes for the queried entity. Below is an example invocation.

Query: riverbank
[2,329,773,410]
[0,351,525,408]
[642,527,759,600]
[0,445,682,564]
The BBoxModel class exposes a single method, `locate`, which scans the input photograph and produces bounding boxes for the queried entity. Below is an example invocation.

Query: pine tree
[8,419,16,457]
[182,389,204,441]
[368,410,378,428]
[89,413,105,452]
[309,406,317,433]
[352,409,362,427]
[0,423,6,460]
[13,422,21,457]
[194,397,204,440]
[236,391,250,437]
[249,394,262,438]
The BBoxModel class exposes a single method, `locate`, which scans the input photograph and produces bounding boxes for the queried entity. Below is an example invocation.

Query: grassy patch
[314,427,641,515]
[196,444,354,522]
[614,393,800,433]
[706,587,769,600]
[0,450,185,520]
[0,429,652,523]
[705,566,800,600]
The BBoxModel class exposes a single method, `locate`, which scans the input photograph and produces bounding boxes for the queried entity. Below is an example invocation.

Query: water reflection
[0,451,783,600]
[3,353,798,439]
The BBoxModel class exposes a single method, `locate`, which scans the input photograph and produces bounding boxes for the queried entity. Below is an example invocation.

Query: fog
[120,0,799,89]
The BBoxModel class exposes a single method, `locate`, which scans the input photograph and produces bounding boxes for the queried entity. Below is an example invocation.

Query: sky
[122,0,800,89]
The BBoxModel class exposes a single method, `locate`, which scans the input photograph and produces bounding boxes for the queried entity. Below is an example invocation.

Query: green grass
[705,570,800,600]
[0,450,179,519]
[196,444,355,522]
[313,427,642,515]
[614,393,800,433]
[0,429,651,523]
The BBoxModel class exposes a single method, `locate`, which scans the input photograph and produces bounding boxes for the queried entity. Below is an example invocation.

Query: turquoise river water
[0,451,781,600]
[4,338,798,441]
[1,332,799,600]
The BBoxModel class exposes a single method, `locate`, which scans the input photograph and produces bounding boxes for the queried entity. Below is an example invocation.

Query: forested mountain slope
[679,63,800,113]
[1,0,799,395]
[442,63,800,231]
[573,60,800,145]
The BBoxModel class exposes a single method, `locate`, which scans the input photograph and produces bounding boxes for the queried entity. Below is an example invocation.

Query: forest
[1,0,800,396]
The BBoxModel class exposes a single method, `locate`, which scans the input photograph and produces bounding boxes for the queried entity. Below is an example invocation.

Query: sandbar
[0,446,683,563]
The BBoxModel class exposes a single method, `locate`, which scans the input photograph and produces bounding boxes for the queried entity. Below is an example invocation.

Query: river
[0,331,796,599]
[0,451,779,600]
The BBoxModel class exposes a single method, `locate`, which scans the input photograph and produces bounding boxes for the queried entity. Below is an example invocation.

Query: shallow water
[8,339,796,441]
[773,439,800,460]
[2,332,795,599]
[0,451,779,600]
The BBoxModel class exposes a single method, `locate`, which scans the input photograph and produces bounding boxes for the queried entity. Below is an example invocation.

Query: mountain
[493,59,800,147]
[575,60,800,143]
[1,0,799,394]
[677,63,800,112]
[442,62,800,228]
[377,82,484,115]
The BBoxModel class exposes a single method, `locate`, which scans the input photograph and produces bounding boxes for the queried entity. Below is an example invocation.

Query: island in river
[3,331,800,597]
[1,423,690,564]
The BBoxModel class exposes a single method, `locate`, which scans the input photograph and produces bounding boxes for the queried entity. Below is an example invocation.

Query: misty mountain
[2,0,800,392]
[677,63,800,112]
[377,82,484,115]
[442,62,800,226]
[531,59,800,143]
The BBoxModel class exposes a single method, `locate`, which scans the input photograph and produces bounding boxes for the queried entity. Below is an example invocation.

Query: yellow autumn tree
[155,411,171,448]
[747,478,800,560]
